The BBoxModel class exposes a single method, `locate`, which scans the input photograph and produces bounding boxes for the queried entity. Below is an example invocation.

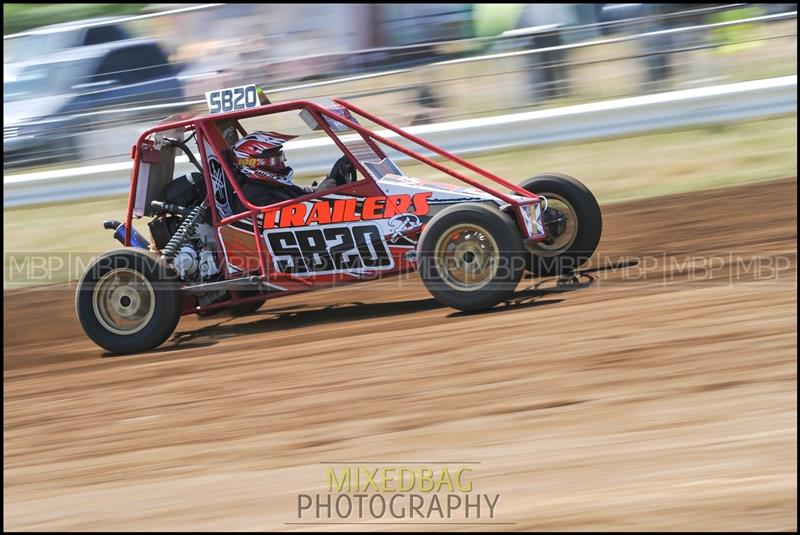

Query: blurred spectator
[517,5,579,103]
[410,85,445,125]
[599,3,681,93]
[639,4,676,93]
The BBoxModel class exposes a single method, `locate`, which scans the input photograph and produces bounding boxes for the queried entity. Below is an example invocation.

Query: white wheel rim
[92,268,156,335]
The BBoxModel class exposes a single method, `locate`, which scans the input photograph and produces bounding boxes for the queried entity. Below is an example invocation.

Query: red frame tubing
[195,122,271,277]
[124,147,140,247]
[332,98,539,201]
[123,99,546,313]
[303,107,377,186]
[311,101,531,205]
[125,99,539,238]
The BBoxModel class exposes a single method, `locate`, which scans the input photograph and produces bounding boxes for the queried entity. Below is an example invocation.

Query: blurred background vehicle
[4,38,184,166]
[3,17,132,65]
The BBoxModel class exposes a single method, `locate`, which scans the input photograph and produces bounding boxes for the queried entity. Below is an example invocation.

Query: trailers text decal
[263,192,431,229]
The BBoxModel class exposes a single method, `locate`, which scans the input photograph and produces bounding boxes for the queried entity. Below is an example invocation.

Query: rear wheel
[417,203,525,311]
[519,173,602,276]
[76,249,181,354]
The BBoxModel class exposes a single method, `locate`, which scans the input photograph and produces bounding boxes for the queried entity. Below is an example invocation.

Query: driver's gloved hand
[328,156,356,185]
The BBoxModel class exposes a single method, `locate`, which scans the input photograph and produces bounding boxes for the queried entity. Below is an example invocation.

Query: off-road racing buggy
[76,84,602,354]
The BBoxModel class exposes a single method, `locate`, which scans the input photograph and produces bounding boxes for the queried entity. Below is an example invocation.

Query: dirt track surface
[4,178,797,531]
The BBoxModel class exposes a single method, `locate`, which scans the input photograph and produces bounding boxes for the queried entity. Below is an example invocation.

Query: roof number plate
[205,85,259,114]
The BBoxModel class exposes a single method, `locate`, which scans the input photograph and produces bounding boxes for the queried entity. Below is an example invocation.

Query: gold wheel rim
[92,268,156,335]
[531,193,578,256]
[434,224,500,291]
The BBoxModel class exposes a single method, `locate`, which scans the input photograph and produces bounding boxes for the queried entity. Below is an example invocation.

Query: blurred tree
[709,5,766,53]
[472,3,523,37]
[3,3,146,35]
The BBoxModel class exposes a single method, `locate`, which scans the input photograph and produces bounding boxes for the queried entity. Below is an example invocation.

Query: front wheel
[520,173,602,276]
[76,249,181,354]
[417,203,525,312]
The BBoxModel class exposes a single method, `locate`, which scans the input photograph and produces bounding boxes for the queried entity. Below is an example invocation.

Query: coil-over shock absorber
[161,202,209,260]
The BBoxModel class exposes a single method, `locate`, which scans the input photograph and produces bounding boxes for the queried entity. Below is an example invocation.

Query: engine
[171,223,219,282]
[147,172,221,285]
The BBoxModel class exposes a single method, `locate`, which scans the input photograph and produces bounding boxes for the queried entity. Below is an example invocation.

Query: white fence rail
[4,75,796,207]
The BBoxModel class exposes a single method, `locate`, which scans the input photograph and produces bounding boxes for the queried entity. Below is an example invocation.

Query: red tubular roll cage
[125,99,543,280]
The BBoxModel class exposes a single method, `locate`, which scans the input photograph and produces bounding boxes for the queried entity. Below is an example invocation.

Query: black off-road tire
[519,173,602,276]
[76,249,181,354]
[417,203,525,312]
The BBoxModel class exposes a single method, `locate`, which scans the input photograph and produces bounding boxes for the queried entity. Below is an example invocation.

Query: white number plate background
[205,85,259,114]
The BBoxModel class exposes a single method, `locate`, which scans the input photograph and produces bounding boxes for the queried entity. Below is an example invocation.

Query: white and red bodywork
[125,99,548,315]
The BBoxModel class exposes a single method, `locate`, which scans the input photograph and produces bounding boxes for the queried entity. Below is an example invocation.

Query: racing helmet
[231,131,297,184]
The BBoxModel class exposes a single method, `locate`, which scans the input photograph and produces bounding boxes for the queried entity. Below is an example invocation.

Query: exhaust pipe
[103,220,150,250]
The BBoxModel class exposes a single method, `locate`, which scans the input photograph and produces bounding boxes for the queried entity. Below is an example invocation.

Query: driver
[230,130,356,209]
